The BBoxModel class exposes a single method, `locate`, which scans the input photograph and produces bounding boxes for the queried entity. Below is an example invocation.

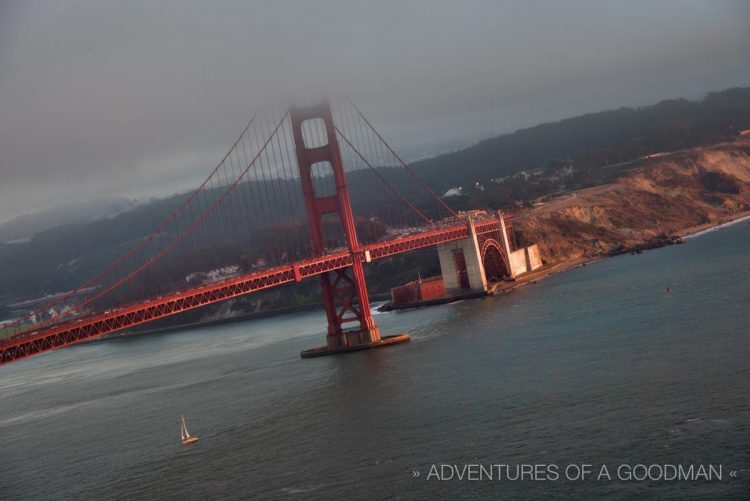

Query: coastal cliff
[515,138,750,265]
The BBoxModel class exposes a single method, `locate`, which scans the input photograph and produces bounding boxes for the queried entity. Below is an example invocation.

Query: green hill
[2,86,749,305]
[411,87,750,191]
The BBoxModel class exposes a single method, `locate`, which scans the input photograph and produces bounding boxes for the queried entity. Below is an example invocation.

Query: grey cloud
[1,0,749,221]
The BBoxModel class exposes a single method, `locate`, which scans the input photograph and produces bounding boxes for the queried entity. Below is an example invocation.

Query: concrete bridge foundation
[437,213,544,298]
[437,218,488,296]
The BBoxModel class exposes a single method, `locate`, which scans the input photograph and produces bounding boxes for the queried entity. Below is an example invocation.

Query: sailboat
[180,415,199,445]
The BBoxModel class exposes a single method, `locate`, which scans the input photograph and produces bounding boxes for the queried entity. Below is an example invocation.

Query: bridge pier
[436,212,545,298]
[437,217,488,296]
[289,100,410,358]
[316,258,384,351]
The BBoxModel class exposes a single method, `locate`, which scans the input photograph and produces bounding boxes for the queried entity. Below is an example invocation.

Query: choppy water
[1,222,749,500]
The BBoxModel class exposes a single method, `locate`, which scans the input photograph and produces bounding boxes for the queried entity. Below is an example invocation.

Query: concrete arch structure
[480,238,510,282]
[436,213,543,298]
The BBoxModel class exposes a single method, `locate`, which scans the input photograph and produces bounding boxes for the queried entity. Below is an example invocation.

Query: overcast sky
[1,0,749,222]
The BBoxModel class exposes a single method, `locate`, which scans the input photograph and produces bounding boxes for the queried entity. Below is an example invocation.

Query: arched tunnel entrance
[481,240,509,282]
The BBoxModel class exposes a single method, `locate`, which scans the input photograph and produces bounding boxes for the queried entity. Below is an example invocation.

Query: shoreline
[54,208,750,343]
[680,211,750,240]
[480,209,750,296]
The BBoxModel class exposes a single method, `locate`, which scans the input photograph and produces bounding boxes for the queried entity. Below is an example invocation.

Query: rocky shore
[514,137,750,266]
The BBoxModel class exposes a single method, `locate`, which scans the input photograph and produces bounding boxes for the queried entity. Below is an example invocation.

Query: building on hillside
[442,187,463,197]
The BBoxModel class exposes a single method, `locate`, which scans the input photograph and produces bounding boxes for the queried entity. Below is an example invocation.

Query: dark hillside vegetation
[2,87,748,306]
[411,87,750,191]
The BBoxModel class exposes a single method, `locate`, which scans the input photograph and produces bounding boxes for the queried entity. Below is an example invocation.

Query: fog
[1,0,749,221]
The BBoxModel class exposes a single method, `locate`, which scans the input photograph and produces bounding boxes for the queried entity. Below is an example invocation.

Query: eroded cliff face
[514,139,750,264]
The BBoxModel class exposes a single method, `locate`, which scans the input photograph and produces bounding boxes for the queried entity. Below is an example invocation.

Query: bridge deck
[0,219,501,365]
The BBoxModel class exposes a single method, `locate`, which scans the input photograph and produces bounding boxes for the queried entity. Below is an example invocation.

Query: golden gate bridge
[0,99,526,365]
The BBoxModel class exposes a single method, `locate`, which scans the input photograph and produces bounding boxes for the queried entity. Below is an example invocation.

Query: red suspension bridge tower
[0,97,541,366]
[290,101,409,357]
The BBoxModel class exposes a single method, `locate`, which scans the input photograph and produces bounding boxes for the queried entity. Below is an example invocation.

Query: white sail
[180,416,187,440]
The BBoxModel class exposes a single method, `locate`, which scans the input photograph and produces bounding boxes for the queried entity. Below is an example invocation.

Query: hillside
[411,87,750,192]
[514,137,750,264]
[0,197,135,243]
[1,86,749,307]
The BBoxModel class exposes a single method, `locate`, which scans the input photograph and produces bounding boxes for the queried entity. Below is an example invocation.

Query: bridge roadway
[0,218,502,365]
